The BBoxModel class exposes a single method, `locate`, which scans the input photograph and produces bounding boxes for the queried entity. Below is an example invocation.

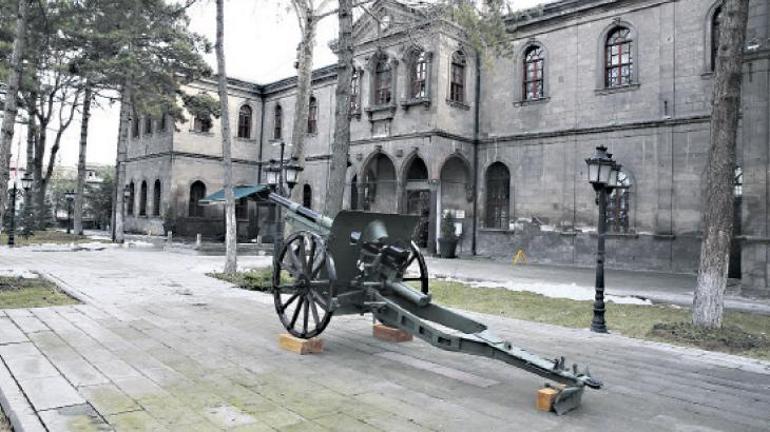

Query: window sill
[479,227,513,233]
[700,71,714,79]
[365,104,397,114]
[306,132,318,137]
[189,130,214,136]
[595,83,640,95]
[513,97,550,107]
[349,110,362,120]
[446,99,470,111]
[401,97,431,110]
[234,137,256,142]
[588,232,639,239]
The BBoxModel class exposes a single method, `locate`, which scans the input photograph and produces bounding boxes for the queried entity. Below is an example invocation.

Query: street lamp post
[64,191,76,235]
[6,174,33,247]
[585,145,620,334]
[265,142,303,260]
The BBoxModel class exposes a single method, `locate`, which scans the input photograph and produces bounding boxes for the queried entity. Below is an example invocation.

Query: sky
[11,0,549,170]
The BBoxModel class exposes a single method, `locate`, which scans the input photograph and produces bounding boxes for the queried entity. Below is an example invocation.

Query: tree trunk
[24,103,36,229]
[693,0,749,329]
[114,84,132,243]
[290,12,316,201]
[216,0,237,274]
[324,0,354,217]
[74,84,93,235]
[0,0,30,224]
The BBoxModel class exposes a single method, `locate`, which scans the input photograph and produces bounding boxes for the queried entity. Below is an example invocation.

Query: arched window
[350,175,359,210]
[485,163,510,229]
[144,116,153,135]
[153,179,161,216]
[307,96,318,134]
[274,104,282,139]
[374,57,392,105]
[605,27,633,88]
[523,45,544,100]
[127,182,135,215]
[303,184,312,209]
[139,181,148,216]
[607,170,632,233]
[350,69,361,112]
[410,50,428,99]
[450,51,466,103]
[189,181,206,217]
[237,105,252,139]
[132,114,140,138]
[711,6,723,71]
[193,114,212,133]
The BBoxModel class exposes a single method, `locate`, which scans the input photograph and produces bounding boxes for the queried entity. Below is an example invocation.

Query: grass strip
[0,276,79,309]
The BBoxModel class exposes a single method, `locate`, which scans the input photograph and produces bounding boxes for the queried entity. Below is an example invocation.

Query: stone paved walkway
[0,247,769,431]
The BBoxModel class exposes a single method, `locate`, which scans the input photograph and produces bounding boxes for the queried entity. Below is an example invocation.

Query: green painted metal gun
[258,190,602,415]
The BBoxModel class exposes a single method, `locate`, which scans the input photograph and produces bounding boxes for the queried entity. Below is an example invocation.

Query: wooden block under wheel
[373,323,413,342]
[278,333,324,355]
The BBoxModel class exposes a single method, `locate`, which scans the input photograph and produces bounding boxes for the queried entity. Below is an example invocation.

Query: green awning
[199,184,269,205]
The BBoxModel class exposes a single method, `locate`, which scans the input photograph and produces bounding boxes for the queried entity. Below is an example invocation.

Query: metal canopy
[199,184,269,205]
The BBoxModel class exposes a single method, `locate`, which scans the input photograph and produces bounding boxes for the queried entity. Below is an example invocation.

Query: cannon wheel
[400,241,429,295]
[272,231,335,339]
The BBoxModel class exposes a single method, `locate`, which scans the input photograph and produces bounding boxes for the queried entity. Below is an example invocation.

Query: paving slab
[38,403,113,431]
[20,375,86,411]
[0,317,29,344]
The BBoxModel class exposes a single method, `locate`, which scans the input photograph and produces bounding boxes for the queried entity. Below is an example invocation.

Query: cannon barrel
[266,191,334,232]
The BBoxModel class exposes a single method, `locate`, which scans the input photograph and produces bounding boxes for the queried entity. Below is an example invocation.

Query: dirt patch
[650,322,770,355]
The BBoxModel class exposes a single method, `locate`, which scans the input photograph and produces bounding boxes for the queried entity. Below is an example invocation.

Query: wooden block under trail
[278,334,323,355]
[536,387,560,412]
[373,323,413,343]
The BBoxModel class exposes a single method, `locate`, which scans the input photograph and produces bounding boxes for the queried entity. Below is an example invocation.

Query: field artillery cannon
[255,188,602,415]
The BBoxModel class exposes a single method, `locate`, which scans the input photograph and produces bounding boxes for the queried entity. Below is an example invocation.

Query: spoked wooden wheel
[273,231,335,339]
[400,241,429,294]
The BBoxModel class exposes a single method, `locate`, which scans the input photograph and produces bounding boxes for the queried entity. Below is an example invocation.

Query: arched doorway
[440,156,471,253]
[362,153,397,213]
[404,156,430,247]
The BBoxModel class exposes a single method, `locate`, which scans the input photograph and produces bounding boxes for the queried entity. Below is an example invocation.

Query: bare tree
[216,0,237,273]
[73,83,93,235]
[693,0,750,328]
[0,0,30,225]
[324,0,353,216]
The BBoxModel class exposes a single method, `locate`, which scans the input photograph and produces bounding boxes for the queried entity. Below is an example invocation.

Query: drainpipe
[257,93,266,235]
[472,52,481,255]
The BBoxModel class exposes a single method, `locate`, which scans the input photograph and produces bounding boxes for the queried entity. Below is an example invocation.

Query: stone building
[122,0,770,296]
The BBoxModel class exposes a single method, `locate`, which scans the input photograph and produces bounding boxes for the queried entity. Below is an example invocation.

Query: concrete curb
[36,271,91,305]
[0,355,46,432]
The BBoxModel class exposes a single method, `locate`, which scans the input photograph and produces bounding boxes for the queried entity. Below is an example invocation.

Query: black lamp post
[585,145,620,334]
[265,141,303,259]
[7,174,33,247]
[64,191,76,234]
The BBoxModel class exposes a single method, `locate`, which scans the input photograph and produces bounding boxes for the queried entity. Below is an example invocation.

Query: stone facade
[122,0,770,296]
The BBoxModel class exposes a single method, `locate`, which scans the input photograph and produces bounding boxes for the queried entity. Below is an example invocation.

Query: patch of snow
[435,276,653,306]
[88,234,112,241]
[188,256,273,274]
[540,224,557,232]
[0,269,37,279]
[124,240,155,248]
